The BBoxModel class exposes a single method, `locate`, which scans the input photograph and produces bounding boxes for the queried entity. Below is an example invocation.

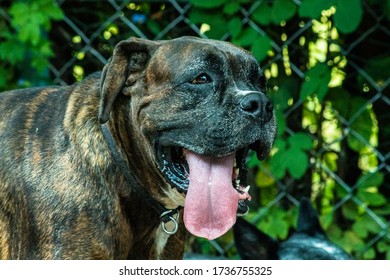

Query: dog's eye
[191,73,211,85]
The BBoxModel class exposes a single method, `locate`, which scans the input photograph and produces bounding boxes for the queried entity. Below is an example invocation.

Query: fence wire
[1,0,389,259]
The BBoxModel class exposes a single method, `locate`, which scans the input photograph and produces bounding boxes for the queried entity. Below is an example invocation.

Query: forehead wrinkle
[229,53,262,85]
[149,39,259,86]
[146,50,173,85]
[179,45,229,76]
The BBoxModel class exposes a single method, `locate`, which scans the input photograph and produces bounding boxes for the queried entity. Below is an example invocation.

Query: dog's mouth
[157,143,261,240]
[159,146,250,213]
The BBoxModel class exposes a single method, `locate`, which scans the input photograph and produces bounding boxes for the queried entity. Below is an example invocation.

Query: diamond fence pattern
[1,0,389,259]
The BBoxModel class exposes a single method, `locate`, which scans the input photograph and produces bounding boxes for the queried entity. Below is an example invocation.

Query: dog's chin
[156,139,267,216]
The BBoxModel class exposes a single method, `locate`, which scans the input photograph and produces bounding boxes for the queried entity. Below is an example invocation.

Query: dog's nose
[239,92,274,121]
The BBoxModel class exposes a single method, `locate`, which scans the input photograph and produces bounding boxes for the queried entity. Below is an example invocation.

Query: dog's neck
[109,100,185,210]
[105,108,186,259]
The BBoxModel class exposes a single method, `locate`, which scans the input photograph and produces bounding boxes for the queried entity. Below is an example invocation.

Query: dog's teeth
[243,185,250,193]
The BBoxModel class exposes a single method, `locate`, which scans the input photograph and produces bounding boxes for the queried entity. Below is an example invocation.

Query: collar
[101,123,181,235]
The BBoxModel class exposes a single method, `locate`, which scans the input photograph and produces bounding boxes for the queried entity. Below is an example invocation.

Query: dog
[234,198,351,260]
[0,36,276,259]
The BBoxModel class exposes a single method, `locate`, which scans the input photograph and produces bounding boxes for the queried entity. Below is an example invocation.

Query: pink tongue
[183,151,239,240]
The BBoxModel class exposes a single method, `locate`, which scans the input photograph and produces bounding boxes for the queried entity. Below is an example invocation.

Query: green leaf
[255,163,276,187]
[357,190,387,207]
[327,88,351,118]
[250,35,272,62]
[288,133,313,150]
[275,110,286,136]
[46,2,64,21]
[340,230,364,252]
[0,40,26,64]
[352,219,369,238]
[269,85,291,111]
[299,63,331,101]
[188,8,205,24]
[189,9,227,39]
[272,135,311,180]
[223,1,241,15]
[259,208,290,239]
[274,138,287,152]
[324,152,338,171]
[147,20,161,36]
[341,201,359,221]
[269,149,288,179]
[271,0,297,24]
[9,2,28,21]
[331,93,374,150]
[19,21,41,45]
[286,148,309,179]
[232,28,257,47]
[204,18,227,39]
[251,2,272,25]
[335,0,363,34]
[9,0,63,46]
[347,98,375,152]
[228,17,242,38]
[374,204,390,215]
[362,248,376,260]
[377,240,390,253]
[319,212,333,229]
[356,172,384,189]
[189,0,226,9]
[363,56,390,86]
[361,214,383,234]
[0,68,8,89]
[299,0,335,19]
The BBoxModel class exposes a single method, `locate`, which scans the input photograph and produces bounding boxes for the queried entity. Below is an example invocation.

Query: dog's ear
[99,37,159,124]
[233,217,279,260]
[296,197,325,236]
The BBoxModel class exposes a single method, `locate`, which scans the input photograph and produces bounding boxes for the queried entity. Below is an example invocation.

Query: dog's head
[99,37,277,240]
[234,198,351,260]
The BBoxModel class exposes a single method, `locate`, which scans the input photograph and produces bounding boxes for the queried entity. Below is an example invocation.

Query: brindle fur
[0,73,186,259]
[0,37,276,259]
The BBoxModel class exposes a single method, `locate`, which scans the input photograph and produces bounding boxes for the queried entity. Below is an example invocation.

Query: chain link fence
[1,0,389,259]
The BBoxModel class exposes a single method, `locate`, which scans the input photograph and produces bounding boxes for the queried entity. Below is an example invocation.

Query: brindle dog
[0,37,276,259]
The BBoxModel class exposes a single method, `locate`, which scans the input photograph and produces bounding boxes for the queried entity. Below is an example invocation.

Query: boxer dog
[0,37,276,259]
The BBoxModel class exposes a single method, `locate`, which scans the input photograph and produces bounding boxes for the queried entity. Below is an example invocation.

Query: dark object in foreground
[234,198,351,260]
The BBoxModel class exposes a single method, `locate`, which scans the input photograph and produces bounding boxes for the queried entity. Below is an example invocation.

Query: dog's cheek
[136,109,163,160]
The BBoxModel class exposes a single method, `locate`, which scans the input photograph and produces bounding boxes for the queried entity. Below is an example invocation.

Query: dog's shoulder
[0,71,102,103]
[0,72,103,161]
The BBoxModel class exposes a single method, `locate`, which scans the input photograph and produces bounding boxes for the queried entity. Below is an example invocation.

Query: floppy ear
[99,37,159,124]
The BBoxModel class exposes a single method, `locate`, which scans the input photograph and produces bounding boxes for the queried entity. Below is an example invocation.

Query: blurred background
[0,0,389,259]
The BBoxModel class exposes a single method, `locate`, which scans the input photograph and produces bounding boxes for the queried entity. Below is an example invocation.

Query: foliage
[0,0,389,259]
[0,0,63,90]
[189,0,389,259]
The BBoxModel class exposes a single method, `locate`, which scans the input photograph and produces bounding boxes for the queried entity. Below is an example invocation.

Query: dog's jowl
[0,37,276,259]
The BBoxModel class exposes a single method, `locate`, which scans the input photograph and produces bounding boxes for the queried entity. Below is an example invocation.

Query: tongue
[183,151,240,240]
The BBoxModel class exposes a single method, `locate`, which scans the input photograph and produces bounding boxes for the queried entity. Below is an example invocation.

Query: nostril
[239,93,262,118]
[239,93,274,121]
[242,100,260,113]
[240,96,260,113]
